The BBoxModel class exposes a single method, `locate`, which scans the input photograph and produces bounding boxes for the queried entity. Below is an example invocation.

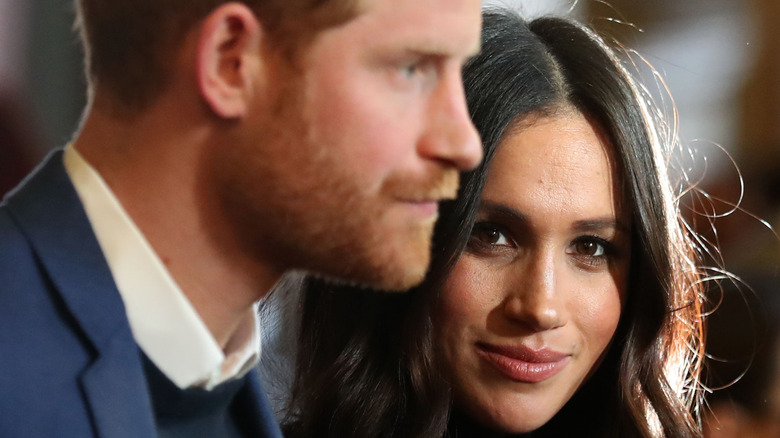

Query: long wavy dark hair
[283,9,705,438]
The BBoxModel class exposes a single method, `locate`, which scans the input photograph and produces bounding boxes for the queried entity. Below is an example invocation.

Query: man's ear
[196,3,263,119]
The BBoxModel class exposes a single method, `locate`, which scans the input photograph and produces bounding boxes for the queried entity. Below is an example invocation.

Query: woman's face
[435,110,631,433]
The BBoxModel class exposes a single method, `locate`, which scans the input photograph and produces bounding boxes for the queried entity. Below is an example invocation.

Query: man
[0,0,482,437]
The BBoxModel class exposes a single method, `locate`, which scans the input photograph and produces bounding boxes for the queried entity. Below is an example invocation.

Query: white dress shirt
[63,145,261,390]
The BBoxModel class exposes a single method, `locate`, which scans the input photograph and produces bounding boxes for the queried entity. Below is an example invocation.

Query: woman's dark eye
[573,240,606,257]
[470,223,511,246]
[568,236,616,270]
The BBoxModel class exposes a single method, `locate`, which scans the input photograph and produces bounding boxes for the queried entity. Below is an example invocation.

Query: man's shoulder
[0,187,138,438]
[0,200,78,338]
[0,151,96,358]
[0,150,70,288]
[0,203,45,289]
[0,202,94,420]
[0,202,27,244]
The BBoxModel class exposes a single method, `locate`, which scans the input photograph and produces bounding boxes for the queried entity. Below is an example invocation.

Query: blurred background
[1,0,778,435]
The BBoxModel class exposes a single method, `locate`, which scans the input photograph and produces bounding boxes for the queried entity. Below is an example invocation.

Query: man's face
[216,0,482,291]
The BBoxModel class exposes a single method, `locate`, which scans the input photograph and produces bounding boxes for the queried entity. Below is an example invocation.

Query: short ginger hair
[74,0,363,110]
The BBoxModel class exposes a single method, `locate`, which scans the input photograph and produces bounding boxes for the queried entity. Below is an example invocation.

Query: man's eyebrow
[402,36,481,60]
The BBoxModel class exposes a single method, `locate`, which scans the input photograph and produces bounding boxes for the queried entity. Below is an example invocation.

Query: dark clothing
[143,353,249,438]
[0,150,282,438]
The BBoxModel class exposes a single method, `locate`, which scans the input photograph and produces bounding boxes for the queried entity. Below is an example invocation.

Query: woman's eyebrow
[572,218,630,235]
[478,201,529,225]
[479,201,630,235]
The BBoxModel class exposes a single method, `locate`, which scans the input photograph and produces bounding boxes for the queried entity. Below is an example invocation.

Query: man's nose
[418,71,482,171]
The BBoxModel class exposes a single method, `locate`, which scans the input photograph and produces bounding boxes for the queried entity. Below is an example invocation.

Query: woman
[283,9,705,437]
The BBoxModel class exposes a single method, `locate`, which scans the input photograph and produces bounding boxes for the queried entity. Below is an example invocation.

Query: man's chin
[367,261,429,292]
[307,248,431,292]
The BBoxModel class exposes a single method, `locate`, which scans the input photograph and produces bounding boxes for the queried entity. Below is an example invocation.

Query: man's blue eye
[401,62,420,78]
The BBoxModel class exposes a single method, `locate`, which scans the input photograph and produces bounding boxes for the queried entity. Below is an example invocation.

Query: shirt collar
[63,144,261,390]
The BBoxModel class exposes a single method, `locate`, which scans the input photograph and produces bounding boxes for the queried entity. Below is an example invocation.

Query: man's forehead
[349,0,482,56]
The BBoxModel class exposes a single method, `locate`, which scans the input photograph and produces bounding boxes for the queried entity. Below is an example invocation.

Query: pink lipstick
[477,342,570,383]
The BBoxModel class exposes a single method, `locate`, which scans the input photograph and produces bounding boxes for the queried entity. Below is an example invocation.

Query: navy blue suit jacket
[0,150,283,438]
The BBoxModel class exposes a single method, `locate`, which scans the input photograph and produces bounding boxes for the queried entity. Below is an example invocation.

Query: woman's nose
[503,251,566,331]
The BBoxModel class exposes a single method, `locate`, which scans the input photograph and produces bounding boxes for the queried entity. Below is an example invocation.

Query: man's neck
[72,101,282,348]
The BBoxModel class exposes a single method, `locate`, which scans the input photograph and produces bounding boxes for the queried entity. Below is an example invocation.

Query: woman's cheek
[439,255,498,323]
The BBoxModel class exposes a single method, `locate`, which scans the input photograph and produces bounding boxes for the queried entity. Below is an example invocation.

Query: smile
[476,342,570,384]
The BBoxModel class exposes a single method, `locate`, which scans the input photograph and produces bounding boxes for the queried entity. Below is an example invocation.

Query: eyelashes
[469,222,512,248]
[391,56,439,91]
[567,235,618,270]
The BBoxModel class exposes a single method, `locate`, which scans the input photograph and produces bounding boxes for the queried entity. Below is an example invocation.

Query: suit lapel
[4,150,156,438]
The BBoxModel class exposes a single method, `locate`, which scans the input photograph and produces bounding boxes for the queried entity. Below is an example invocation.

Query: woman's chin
[472,408,557,435]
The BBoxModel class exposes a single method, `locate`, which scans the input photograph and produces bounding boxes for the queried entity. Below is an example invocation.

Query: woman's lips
[476,342,570,384]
